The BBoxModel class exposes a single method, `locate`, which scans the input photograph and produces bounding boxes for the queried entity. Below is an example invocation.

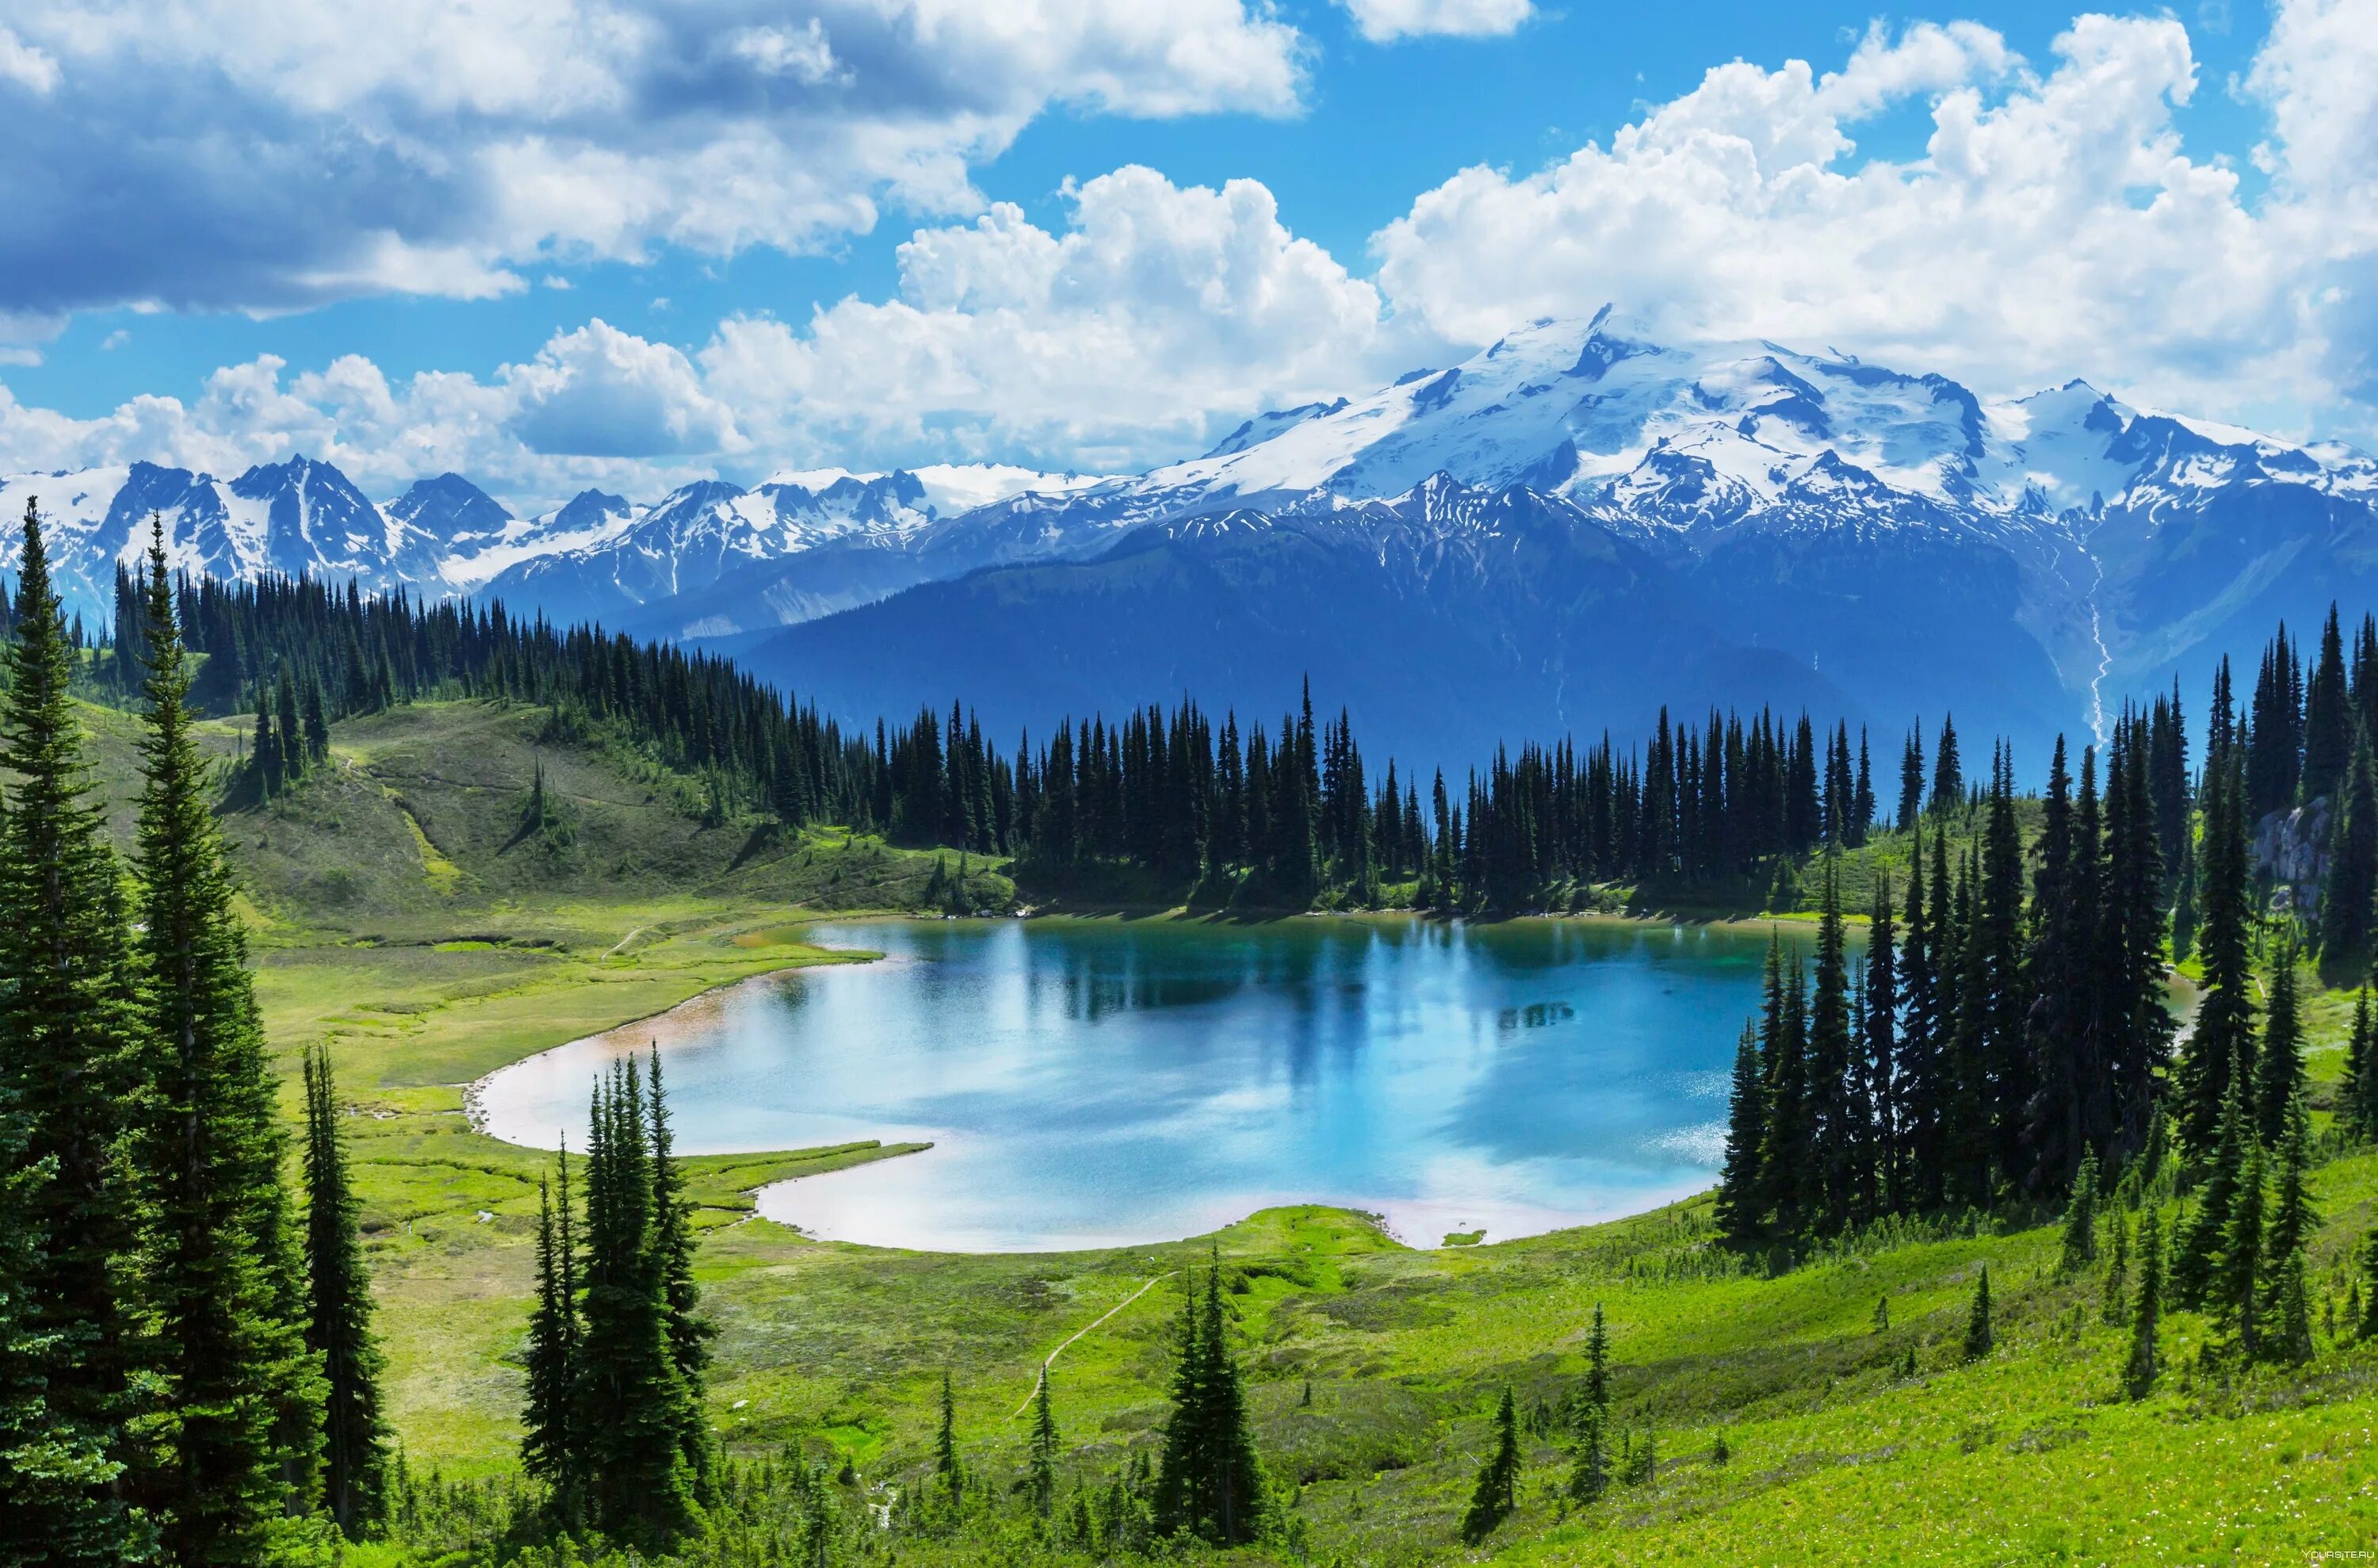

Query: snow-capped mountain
[5,311,2373,763]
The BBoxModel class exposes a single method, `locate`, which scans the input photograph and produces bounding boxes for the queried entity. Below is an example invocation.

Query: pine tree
[132,524,324,1562]
[2303,606,2352,802]
[2264,1091,2318,1365]
[1584,1301,1611,1416]
[303,1046,388,1539]
[1930,714,1963,814]
[521,1153,580,1516]
[2181,758,2256,1156]
[1459,1388,1520,1543]
[2215,1132,2269,1359]
[1153,1259,1264,1545]
[1963,1265,1994,1361]
[646,1050,715,1504]
[2124,1208,2163,1398]
[1898,725,1924,830]
[575,1063,698,1548]
[2059,1149,2099,1275]
[1027,1370,1058,1516]
[1715,1019,1766,1247]
[2254,948,2307,1148]
[0,501,139,1565]
[2173,1061,2249,1309]
[1564,1405,1609,1504]
[934,1369,960,1492]
[2101,1209,2131,1325]
[2345,985,2378,1142]
[2323,729,2378,973]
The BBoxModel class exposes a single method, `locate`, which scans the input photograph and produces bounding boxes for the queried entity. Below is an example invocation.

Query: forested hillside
[5,505,2378,1566]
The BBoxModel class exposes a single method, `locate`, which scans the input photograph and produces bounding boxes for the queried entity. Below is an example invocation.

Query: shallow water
[476,916,1785,1252]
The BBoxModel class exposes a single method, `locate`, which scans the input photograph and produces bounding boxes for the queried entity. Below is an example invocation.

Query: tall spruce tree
[1153,1259,1264,1545]
[302,1046,388,1539]
[1459,1388,1520,1543]
[575,1063,698,1547]
[2344,985,2378,1142]
[1027,1370,1058,1516]
[521,1154,581,1517]
[1714,1021,1766,1249]
[2124,1207,2164,1398]
[645,1050,715,1504]
[2174,1058,2250,1308]
[2213,1134,2269,1360]
[2303,606,2352,802]
[2181,756,2257,1156]
[0,502,139,1565]
[132,524,324,1562]
[2323,729,2378,974]
[2254,950,2307,1148]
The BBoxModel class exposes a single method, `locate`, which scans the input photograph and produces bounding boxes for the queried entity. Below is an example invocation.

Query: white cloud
[0,0,1308,316]
[699,166,1396,472]
[1369,6,2378,440]
[6,1,2378,502]
[506,319,744,459]
[1339,0,1533,44]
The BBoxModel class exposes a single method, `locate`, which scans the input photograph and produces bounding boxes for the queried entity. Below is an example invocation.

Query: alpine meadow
[6,2,2378,1564]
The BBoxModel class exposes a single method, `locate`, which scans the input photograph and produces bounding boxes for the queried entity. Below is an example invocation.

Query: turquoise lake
[475,916,1786,1252]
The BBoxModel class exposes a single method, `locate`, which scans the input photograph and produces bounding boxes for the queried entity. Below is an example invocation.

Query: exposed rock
[2254,796,2330,916]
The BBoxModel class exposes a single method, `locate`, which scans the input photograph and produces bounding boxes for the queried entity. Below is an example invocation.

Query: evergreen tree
[1459,1388,1521,1543]
[1027,1370,1058,1516]
[1564,1405,1609,1505]
[521,1154,580,1516]
[1963,1265,1993,1360]
[2265,1093,2317,1365]
[934,1370,960,1492]
[2303,606,2352,801]
[2173,1061,2249,1309]
[2213,1133,2269,1359]
[2344,985,2378,1142]
[1898,725,1924,830]
[2101,1208,2131,1325]
[1930,715,1963,814]
[132,524,324,1562]
[575,1063,698,1548]
[646,1050,715,1504]
[0,502,139,1565]
[1714,1021,1766,1249]
[2254,949,2307,1147]
[2181,757,2256,1156]
[2124,1208,2163,1398]
[303,1046,388,1539]
[1584,1301,1611,1416]
[2322,729,2378,973]
[1153,1259,1264,1545]
[1806,862,1856,1233]
[2059,1149,2099,1275]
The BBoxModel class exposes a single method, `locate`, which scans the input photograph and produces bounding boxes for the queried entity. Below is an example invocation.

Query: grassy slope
[55,694,2378,1560]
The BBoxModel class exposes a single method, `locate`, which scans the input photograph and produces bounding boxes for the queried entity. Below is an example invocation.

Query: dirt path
[1010,1272,1176,1419]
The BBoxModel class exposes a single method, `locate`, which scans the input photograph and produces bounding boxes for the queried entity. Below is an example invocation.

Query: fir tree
[2254,949,2307,1147]
[2181,757,2257,1156]
[935,1369,960,1491]
[1930,714,1963,814]
[1153,1259,1264,1545]
[1459,1388,1520,1543]
[1963,1265,1993,1361]
[521,1154,580,1517]
[575,1063,698,1548]
[0,501,139,1565]
[2124,1208,2163,1398]
[2323,729,2378,973]
[2214,1128,2269,1360]
[2059,1149,2099,1275]
[303,1045,388,1539]
[2173,1061,2250,1309]
[132,524,324,1562]
[1714,1021,1766,1248]
[646,1050,715,1504]
[2264,1091,2318,1365]
[1027,1370,1058,1516]
[2344,985,2378,1142]
[1584,1302,1611,1416]
[2101,1209,2131,1325]
[1564,1405,1609,1504]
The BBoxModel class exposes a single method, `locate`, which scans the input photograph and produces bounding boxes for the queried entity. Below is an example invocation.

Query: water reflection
[476,916,1789,1252]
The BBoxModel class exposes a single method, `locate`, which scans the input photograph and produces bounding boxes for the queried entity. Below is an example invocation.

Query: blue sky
[0,0,2368,509]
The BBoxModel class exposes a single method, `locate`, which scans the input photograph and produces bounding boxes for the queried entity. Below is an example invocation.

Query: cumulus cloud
[6,1,2378,502]
[0,0,1308,316]
[1369,8,2378,438]
[699,166,1397,472]
[1339,0,1534,44]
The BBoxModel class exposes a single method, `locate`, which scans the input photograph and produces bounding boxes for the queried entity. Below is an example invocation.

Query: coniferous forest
[8,492,2378,1563]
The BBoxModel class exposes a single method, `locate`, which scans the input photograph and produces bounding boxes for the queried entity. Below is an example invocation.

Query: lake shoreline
[474,910,1752,1258]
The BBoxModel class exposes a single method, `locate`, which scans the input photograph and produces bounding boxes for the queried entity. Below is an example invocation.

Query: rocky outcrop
[2254,795,2330,916]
